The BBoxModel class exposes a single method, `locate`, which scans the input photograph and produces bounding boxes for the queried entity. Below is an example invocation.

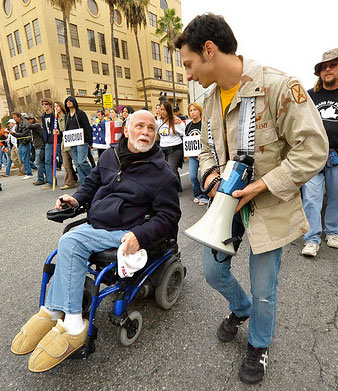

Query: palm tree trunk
[0,48,13,113]
[109,5,119,108]
[135,32,148,109]
[63,11,74,96]
[170,49,176,106]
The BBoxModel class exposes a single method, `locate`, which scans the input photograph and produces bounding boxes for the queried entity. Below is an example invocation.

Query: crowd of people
[3,12,337,384]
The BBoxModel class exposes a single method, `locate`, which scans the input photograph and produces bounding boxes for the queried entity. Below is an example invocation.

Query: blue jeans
[302,165,338,244]
[189,157,204,198]
[0,148,6,168]
[18,143,32,176]
[202,243,282,348]
[5,152,11,176]
[35,148,46,182]
[71,143,92,183]
[46,224,128,314]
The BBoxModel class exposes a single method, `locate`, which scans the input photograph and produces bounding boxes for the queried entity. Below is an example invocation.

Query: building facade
[0,0,188,119]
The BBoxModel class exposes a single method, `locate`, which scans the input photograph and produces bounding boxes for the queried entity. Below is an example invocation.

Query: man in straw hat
[301,49,338,257]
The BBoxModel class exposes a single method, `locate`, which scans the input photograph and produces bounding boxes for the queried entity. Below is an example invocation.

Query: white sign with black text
[183,135,202,157]
[63,128,84,147]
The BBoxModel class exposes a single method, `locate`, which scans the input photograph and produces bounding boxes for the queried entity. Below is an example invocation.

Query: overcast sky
[180,0,337,90]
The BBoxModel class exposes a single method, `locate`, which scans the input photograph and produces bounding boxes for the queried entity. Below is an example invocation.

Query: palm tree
[46,0,81,96]
[104,1,119,108]
[156,8,182,107]
[0,48,13,113]
[119,0,150,108]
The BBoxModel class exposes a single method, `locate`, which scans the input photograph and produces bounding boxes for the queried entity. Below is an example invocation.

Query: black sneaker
[239,343,269,384]
[217,313,249,342]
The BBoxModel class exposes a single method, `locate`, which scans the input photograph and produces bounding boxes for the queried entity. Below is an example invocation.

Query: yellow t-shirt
[220,83,239,115]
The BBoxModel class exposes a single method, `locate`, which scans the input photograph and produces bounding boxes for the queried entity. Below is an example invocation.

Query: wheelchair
[40,202,186,358]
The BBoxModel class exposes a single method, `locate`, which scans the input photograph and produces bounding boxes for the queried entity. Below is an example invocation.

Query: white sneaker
[326,235,338,248]
[22,175,33,180]
[302,242,320,257]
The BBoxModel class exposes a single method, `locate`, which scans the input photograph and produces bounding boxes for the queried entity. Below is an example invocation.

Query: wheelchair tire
[155,261,184,310]
[117,311,142,346]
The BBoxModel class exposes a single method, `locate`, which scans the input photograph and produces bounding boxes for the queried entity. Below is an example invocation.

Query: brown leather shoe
[18,172,26,176]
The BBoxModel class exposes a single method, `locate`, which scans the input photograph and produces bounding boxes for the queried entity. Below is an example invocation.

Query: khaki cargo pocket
[254,127,281,177]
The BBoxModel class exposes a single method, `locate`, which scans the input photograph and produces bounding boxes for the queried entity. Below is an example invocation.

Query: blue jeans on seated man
[71,143,92,183]
[202,213,282,348]
[18,143,33,176]
[302,165,338,244]
[45,224,128,314]
[35,148,46,183]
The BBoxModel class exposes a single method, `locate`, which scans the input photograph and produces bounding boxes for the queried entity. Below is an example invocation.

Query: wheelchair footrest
[70,325,98,360]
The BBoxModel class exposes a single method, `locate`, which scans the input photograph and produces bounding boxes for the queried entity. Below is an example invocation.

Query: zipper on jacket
[113,148,150,183]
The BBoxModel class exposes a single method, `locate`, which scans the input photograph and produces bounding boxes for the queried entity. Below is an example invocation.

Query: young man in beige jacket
[176,13,328,384]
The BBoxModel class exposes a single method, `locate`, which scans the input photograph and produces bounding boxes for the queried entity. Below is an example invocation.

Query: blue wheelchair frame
[38,223,182,357]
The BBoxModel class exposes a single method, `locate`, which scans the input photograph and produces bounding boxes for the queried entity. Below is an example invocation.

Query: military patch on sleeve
[290,83,307,104]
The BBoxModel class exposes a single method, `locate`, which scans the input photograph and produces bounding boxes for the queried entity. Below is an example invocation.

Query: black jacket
[73,145,181,249]
[41,112,62,145]
[13,121,31,146]
[28,122,45,149]
[64,96,93,146]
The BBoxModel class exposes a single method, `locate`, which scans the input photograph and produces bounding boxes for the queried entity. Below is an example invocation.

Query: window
[69,24,80,48]
[91,60,99,74]
[74,57,83,71]
[87,0,98,16]
[31,58,38,73]
[164,46,171,64]
[102,63,109,76]
[154,67,162,80]
[175,50,182,67]
[124,67,131,79]
[14,30,22,54]
[113,9,122,24]
[38,55,46,70]
[121,40,128,60]
[151,42,160,61]
[26,95,32,105]
[78,89,87,96]
[19,97,25,106]
[7,34,15,57]
[32,19,41,45]
[160,0,168,10]
[166,70,173,82]
[113,38,120,58]
[13,66,20,80]
[25,23,34,48]
[116,65,122,78]
[55,19,65,44]
[177,73,183,83]
[44,89,51,98]
[66,88,72,95]
[98,32,106,54]
[36,91,43,102]
[61,54,68,69]
[87,29,96,51]
[20,63,27,77]
[148,12,157,27]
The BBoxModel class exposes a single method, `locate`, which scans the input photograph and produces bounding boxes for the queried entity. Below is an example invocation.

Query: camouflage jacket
[200,57,328,254]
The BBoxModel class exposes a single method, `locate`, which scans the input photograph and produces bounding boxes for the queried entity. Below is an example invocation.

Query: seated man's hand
[121,231,140,255]
[56,194,79,209]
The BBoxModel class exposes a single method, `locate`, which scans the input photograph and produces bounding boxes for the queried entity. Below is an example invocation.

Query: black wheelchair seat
[89,248,118,265]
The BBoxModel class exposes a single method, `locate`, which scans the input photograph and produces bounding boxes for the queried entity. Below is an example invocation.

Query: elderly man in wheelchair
[11,110,182,372]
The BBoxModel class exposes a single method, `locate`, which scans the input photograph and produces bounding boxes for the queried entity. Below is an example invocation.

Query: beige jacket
[200,57,328,254]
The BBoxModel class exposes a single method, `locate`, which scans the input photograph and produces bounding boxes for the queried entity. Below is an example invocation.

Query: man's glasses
[320,62,337,72]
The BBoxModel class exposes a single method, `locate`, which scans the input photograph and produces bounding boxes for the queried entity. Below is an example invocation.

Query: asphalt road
[0,162,337,391]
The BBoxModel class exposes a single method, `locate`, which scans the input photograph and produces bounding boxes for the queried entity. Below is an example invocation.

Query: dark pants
[162,144,183,192]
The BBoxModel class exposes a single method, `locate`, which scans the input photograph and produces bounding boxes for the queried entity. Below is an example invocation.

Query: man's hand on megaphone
[232,178,268,213]
[204,171,220,198]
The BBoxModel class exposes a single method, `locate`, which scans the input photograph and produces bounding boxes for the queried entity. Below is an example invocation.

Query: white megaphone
[184,155,253,256]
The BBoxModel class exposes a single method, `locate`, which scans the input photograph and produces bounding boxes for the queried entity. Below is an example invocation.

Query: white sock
[63,313,84,335]
[42,306,63,320]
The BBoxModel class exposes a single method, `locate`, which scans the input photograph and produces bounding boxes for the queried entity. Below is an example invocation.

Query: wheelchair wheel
[155,261,184,310]
[117,311,143,346]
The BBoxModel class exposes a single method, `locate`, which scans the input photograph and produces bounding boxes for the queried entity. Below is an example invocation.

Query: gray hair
[126,110,158,132]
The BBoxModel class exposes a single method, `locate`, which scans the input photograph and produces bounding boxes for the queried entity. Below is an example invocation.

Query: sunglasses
[320,62,337,72]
